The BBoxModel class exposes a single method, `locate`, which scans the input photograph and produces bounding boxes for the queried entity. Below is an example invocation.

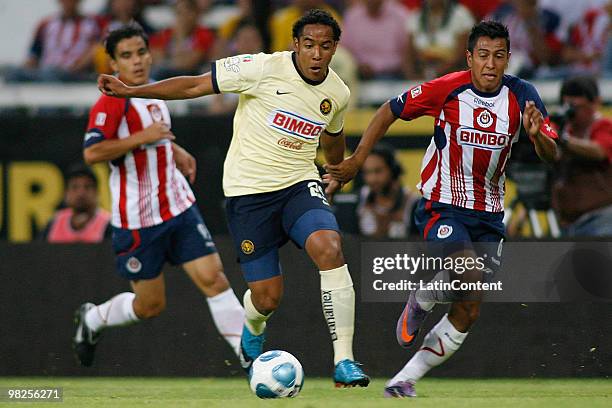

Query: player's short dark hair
[104,24,149,59]
[292,9,341,42]
[560,76,600,102]
[467,21,510,53]
[65,164,98,188]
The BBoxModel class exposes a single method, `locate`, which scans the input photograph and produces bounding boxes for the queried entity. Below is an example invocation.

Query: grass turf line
[0,378,609,408]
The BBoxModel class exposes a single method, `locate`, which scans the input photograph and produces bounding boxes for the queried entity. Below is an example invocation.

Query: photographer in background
[552,76,612,237]
[41,165,111,243]
[356,144,419,239]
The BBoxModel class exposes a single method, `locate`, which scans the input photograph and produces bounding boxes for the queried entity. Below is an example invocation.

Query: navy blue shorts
[112,205,217,280]
[226,180,340,282]
[414,198,505,272]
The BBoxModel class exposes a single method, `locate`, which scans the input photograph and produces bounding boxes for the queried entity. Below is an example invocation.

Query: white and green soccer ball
[249,350,304,398]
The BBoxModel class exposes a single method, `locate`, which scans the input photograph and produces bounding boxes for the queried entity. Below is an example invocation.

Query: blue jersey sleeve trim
[504,75,549,117]
[389,94,406,118]
[211,62,220,94]
[83,128,105,148]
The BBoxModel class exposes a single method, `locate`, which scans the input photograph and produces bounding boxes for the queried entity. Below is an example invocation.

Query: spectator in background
[269,0,341,51]
[561,5,610,77]
[94,0,156,74]
[214,0,259,58]
[406,0,475,79]
[357,145,419,239]
[98,0,155,35]
[552,76,612,237]
[41,165,111,243]
[458,0,502,19]
[487,0,563,78]
[208,20,264,113]
[342,0,411,80]
[7,0,99,82]
[149,0,215,79]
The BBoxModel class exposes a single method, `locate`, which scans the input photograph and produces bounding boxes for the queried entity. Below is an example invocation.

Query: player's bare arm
[84,122,175,164]
[325,101,397,183]
[172,143,197,183]
[320,130,346,197]
[98,72,216,100]
[559,136,607,161]
[523,101,558,164]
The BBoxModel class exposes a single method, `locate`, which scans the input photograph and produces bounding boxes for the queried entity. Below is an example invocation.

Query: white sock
[389,314,467,384]
[320,264,355,364]
[84,292,139,332]
[243,289,271,335]
[207,288,244,356]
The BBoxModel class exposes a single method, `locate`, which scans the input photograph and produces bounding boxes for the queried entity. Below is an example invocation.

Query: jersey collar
[291,52,326,86]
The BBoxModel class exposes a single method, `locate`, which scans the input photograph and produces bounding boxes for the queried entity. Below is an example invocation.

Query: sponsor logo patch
[126,257,142,273]
[277,137,305,150]
[320,98,332,115]
[241,240,255,255]
[269,110,324,140]
[95,112,107,126]
[457,126,509,151]
[473,97,495,108]
[437,225,453,239]
[410,85,422,99]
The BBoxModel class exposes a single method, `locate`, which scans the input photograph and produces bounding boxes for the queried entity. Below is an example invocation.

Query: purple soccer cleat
[396,291,431,348]
[383,381,416,398]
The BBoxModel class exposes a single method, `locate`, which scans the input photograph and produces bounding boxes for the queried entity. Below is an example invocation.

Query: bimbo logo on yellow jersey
[268,110,324,140]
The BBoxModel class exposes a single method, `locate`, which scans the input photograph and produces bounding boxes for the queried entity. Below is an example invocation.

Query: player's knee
[198,267,228,290]
[307,232,344,267]
[252,292,282,314]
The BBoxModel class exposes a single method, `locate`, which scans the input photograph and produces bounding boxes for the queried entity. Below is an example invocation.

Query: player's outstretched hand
[173,144,197,183]
[523,101,544,139]
[324,155,361,183]
[98,74,131,97]
[322,173,343,203]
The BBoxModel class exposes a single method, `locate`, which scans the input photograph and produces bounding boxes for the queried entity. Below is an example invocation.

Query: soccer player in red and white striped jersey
[73,25,244,367]
[326,21,558,397]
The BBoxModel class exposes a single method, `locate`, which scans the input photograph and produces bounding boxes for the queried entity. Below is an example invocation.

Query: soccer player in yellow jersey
[98,10,370,387]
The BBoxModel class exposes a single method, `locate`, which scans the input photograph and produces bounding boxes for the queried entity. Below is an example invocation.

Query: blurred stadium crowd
[3,0,612,86]
[1,0,610,241]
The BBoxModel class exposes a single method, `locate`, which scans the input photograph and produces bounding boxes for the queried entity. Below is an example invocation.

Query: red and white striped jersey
[85,95,195,229]
[390,70,558,212]
[30,14,99,70]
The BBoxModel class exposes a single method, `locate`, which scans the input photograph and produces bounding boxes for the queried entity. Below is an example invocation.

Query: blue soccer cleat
[333,359,370,388]
[239,324,265,374]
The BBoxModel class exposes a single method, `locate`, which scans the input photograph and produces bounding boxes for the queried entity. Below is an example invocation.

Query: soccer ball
[249,350,304,398]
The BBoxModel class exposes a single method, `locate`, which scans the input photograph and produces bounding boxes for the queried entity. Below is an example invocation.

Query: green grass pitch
[0,378,609,407]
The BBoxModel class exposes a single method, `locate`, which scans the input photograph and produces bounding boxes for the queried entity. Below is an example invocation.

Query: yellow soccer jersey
[212,51,350,197]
